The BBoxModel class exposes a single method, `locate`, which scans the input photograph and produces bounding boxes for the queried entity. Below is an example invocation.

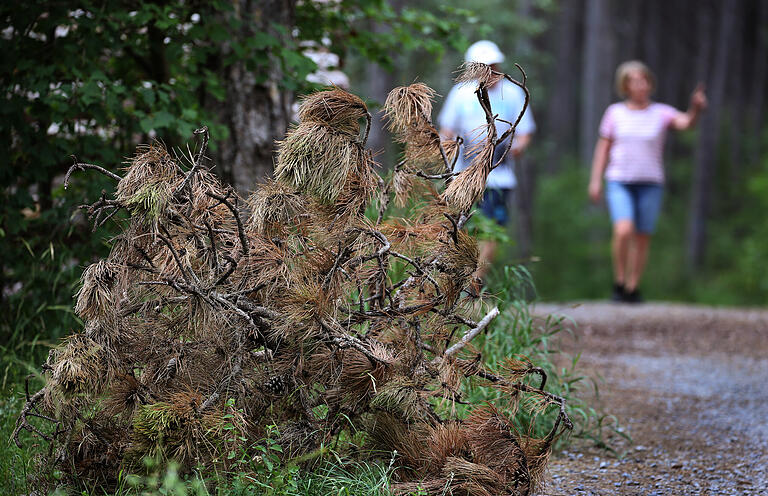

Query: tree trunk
[544,0,582,171]
[580,0,615,166]
[687,0,735,270]
[748,0,768,165]
[514,0,536,258]
[217,0,296,194]
[726,6,745,188]
[640,0,662,75]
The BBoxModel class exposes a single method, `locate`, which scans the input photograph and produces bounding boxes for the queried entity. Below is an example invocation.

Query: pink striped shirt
[599,102,680,184]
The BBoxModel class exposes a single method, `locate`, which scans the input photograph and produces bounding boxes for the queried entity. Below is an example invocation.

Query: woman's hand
[673,83,708,130]
[690,82,708,111]
[589,178,603,204]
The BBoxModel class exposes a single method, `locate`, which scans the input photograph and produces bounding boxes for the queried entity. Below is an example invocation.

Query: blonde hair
[615,60,655,98]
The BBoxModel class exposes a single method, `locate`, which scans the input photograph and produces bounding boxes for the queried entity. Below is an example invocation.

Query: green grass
[1,385,37,495]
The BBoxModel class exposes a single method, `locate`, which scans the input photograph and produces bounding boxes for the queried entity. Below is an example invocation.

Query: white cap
[464,40,505,65]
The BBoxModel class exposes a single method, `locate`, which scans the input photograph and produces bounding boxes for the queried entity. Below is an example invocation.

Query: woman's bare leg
[612,220,635,285]
[625,233,651,292]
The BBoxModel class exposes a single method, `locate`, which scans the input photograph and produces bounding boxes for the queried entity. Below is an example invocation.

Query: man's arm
[439,127,458,140]
[510,133,532,158]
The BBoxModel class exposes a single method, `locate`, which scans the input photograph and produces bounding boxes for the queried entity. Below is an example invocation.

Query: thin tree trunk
[545,0,582,171]
[726,6,745,189]
[513,0,535,258]
[619,0,642,58]
[687,0,735,270]
[748,0,768,165]
[640,0,662,74]
[580,0,614,166]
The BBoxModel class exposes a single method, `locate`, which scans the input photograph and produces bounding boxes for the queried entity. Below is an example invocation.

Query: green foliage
[0,0,473,379]
[530,161,610,301]
[298,0,470,70]
[361,0,555,120]
[1,1,226,371]
[464,211,512,243]
[733,167,768,295]
[125,183,169,223]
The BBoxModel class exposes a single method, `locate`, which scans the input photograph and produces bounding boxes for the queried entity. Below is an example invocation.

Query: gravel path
[532,302,768,495]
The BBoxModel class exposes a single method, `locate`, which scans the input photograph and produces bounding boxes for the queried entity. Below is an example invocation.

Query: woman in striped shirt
[588,61,707,303]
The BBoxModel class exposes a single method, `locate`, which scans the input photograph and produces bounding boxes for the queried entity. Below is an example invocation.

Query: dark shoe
[611,283,625,302]
[623,288,644,304]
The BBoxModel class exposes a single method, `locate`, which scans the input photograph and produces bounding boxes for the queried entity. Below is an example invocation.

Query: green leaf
[139,117,154,133]
[152,111,174,129]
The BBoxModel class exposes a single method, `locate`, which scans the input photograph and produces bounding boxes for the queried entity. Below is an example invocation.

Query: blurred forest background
[2,0,767,367]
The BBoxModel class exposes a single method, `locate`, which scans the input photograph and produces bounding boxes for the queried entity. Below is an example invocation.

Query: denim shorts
[605,181,664,234]
[479,188,513,225]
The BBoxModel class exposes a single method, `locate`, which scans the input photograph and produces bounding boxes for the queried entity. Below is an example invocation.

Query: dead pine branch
[442,307,500,358]
[18,73,571,496]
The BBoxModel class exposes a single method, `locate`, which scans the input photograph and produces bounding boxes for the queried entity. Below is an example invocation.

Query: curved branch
[13,376,58,448]
[65,157,123,189]
[492,64,530,170]
[474,368,573,440]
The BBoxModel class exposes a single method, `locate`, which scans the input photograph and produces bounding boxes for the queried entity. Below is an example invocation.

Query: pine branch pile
[15,66,570,495]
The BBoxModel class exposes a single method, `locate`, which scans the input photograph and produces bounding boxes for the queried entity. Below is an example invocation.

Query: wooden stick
[443,307,499,358]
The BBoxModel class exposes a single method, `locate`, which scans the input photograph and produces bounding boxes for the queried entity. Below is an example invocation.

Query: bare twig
[316,317,390,366]
[390,250,441,297]
[415,170,461,180]
[206,191,249,258]
[201,361,242,411]
[214,254,237,287]
[443,213,459,244]
[376,175,390,225]
[203,219,219,272]
[174,126,210,195]
[362,111,372,147]
[79,192,123,230]
[157,226,195,286]
[65,157,123,189]
[324,241,351,288]
[417,110,453,174]
[13,376,57,448]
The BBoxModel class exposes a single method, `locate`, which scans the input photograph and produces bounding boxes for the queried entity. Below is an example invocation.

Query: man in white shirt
[438,40,536,279]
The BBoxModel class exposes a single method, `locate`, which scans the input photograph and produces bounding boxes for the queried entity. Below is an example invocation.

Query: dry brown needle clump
[16,66,565,496]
